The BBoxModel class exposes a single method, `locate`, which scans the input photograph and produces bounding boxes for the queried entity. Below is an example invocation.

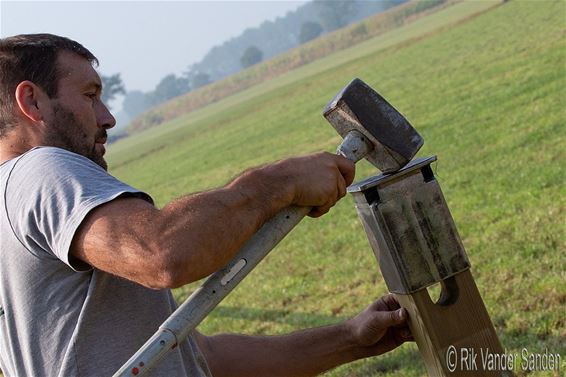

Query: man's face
[42,51,115,170]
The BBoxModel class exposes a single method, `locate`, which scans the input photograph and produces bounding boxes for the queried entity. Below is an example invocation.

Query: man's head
[0,33,115,169]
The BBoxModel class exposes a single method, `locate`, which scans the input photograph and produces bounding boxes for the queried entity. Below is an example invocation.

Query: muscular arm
[195,295,413,377]
[71,153,355,289]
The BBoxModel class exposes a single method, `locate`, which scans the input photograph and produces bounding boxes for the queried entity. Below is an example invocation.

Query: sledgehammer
[114,78,423,376]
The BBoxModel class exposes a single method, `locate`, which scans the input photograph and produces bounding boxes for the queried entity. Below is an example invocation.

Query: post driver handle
[113,131,372,376]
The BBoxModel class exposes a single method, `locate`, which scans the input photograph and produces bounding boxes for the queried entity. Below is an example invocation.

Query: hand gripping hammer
[114,78,423,376]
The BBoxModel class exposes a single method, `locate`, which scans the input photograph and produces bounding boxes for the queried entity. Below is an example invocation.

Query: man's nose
[97,101,116,129]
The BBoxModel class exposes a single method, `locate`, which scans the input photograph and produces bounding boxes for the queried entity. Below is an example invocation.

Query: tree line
[103,0,407,134]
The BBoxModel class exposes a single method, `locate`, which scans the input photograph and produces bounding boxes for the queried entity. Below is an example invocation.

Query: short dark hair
[0,33,98,137]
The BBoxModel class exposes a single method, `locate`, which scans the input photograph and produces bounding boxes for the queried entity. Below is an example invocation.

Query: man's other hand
[345,294,414,357]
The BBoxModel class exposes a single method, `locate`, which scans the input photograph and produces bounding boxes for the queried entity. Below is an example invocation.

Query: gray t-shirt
[0,147,211,377]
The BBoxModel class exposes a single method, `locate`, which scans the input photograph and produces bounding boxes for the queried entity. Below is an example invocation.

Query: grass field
[107,1,565,376]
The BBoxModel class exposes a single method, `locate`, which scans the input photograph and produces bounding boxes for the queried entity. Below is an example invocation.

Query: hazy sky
[1,0,306,93]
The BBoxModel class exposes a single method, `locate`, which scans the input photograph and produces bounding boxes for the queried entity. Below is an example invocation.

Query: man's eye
[85,93,97,101]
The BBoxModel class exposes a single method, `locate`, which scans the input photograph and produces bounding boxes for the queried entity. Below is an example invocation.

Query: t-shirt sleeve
[4,147,154,271]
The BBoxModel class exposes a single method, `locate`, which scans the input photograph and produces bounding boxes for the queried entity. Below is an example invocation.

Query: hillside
[107,0,565,376]
[189,0,408,82]
[127,0,454,133]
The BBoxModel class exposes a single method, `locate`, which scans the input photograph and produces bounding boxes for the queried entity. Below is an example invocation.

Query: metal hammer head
[323,78,424,173]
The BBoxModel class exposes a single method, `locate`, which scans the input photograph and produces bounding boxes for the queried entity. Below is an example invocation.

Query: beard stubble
[43,103,108,170]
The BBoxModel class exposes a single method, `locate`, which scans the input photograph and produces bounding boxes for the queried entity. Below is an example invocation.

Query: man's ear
[14,81,50,123]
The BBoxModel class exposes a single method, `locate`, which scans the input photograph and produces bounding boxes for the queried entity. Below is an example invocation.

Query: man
[0,34,412,376]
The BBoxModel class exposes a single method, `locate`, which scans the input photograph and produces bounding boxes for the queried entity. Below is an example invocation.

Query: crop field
[107,1,565,376]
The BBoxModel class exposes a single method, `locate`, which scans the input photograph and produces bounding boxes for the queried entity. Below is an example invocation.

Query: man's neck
[0,149,23,165]
[0,139,35,165]
[0,124,41,165]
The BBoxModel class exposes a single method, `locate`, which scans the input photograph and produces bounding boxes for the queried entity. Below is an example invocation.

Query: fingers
[370,295,408,330]
[305,153,351,218]
[288,152,355,216]
[381,294,402,311]
[378,326,414,354]
[373,297,413,344]
[308,206,329,218]
[374,295,408,330]
[372,293,401,312]
[388,326,414,350]
[375,307,408,329]
[337,171,347,200]
[347,300,411,350]
[347,295,413,355]
[312,169,347,216]
[397,326,414,341]
[334,154,356,186]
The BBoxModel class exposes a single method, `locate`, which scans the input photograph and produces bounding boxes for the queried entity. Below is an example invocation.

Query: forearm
[201,324,369,377]
[156,163,294,286]
[195,295,412,377]
[72,152,354,289]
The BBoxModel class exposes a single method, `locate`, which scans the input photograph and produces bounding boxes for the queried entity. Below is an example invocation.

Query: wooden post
[395,270,510,376]
[348,156,511,376]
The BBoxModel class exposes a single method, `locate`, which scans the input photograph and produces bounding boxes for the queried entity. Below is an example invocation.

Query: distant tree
[299,21,323,44]
[123,90,151,118]
[100,73,126,109]
[350,23,368,39]
[149,74,190,105]
[194,73,211,89]
[186,68,211,89]
[181,0,404,83]
[314,0,359,32]
[240,46,263,68]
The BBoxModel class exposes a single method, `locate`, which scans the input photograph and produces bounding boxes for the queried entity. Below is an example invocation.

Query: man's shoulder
[1,146,113,198]
[4,146,105,177]
[22,146,99,165]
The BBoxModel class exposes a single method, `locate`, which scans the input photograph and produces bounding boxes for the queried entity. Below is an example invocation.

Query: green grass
[107,1,565,376]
